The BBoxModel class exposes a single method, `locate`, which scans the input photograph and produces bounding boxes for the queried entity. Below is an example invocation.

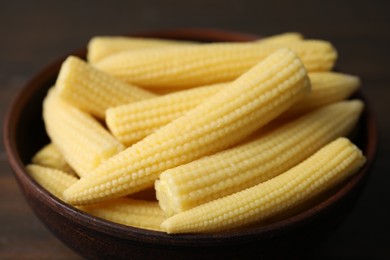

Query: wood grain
[1,0,389,259]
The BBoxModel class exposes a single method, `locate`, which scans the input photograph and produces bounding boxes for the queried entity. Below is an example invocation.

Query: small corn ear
[63,48,310,206]
[155,100,363,216]
[56,56,155,119]
[87,36,196,63]
[32,143,76,175]
[106,72,359,146]
[26,164,78,200]
[43,89,124,177]
[283,72,360,118]
[88,32,303,64]
[79,198,165,231]
[106,82,228,146]
[161,137,366,233]
[96,40,335,89]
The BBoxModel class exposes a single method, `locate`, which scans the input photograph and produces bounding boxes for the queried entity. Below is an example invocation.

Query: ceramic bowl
[3,29,377,259]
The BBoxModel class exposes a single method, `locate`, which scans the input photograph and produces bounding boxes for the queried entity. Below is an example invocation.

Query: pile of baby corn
[27,32,366,234]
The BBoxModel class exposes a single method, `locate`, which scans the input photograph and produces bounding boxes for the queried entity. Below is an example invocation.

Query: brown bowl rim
[3,28,378,247]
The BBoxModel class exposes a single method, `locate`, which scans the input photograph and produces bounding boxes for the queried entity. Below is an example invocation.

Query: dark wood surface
[1,1,389,259]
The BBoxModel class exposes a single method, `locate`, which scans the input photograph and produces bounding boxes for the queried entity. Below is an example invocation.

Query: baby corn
[43,89,124,177]
[156,100,363,216]
[26,164,78,200]
[106,82,227,146]
[96,40,335,89]
[107,72,359,146]
[63,48,310,205]
[32,143,75,175]
[80,198,165,231]
[283,72,360,118]
[56,56,155,119]
[161,137,366,233]
[88,32,303,64]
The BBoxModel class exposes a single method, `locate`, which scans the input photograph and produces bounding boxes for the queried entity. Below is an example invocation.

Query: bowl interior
[4,29,377,247]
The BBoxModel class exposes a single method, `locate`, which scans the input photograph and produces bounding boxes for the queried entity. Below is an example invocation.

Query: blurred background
[1,0,389,259]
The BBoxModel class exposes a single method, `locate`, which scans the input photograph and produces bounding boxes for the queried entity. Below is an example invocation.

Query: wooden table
[1,0,389,259]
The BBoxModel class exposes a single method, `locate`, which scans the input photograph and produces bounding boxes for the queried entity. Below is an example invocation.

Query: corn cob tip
[31,143,76,176]
[43,87,125,177]
[345,99,364,110]
[57,56,80,81]
[79,197,166,231]
[339,73,361,85]
[155,180,176,217]
[311,71,361,88]
[336,137,366,163]
[296,40,338,71]
[55,55,156,119]
[26,164,79,200]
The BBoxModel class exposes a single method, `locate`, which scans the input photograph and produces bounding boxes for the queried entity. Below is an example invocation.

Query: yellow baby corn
[283,72,360,118]
[56,56,155,119]
[106,72,359,146]
[63,48,310,205]
[161,137,366,233]
[32,143,75,175]
[156,100,363,216]
[26,164,78,200]
[87,36,196,63]
[80,198,165,231]
[106,82,228,146]
[88,32,303,64]
[43,89,124,177]
[95,40,335,89]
